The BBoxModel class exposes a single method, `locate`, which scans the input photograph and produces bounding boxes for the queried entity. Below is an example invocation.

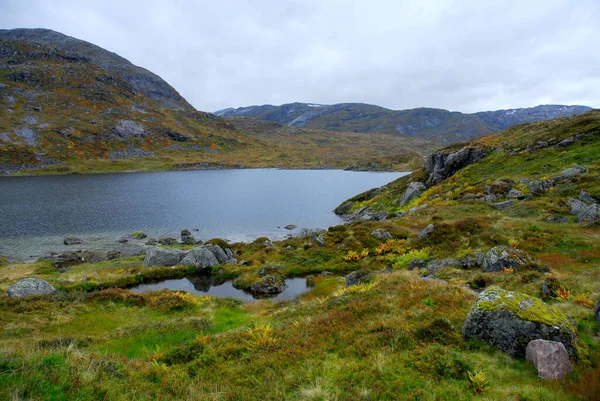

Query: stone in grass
[143,247,184,267]
[492,200,514,210]
[526,339,573,379]
[426,259,462,274]
[63,236,82,245]
[461,288,580,358]
[7,278,58,298]
[345,270,373,287]
[482,246,532,272]
[371,229,393,240]
[418,224,435,239]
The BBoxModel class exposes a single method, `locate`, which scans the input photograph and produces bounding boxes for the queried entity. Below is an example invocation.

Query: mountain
[216,102,593,144]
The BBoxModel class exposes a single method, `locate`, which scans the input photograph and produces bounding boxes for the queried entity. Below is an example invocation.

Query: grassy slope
[1,111,600,400]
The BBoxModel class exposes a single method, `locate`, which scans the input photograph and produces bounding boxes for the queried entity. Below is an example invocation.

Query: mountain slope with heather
[216,102,593,144]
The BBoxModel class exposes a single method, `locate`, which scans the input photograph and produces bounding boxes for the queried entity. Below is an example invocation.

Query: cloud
[2,0,599,112]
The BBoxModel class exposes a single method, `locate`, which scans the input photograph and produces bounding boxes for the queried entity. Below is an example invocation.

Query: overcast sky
[2,0,599,113]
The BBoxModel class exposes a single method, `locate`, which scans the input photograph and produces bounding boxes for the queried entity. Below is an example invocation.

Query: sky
[2,0,599,113]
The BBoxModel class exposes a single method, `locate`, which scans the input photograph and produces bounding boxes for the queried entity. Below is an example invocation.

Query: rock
[352,206,388,222]
[461,288,579,357]
[528,180,554,195]
[488,179,515,195]
[398,182,426,206]
[203,244,233,264]
[284,224,297,230]
[482,246,532,272]
[425,147,488,185]
[484,194,497,203]
[192,228,200,232]
[462,194,484,201]
[7,278,58,298]
[526,339,573,379]
[552,165,587,181]
[143,247,184,268]
[112,120,147,138]
[181,229,191,236]
[579,190,597,204]
[418,224,435,239]
[249,274,287,295]
[345,270,373,287]
[461,252,484,269]
[408,204,428,215]
[224,248,234,259]
[492,200,514,210]
[298,228,326,237]
[371,229,393,240]
[541,280,553,298]
[321,271,333,276]
[409,259,426,270]
[107,250,121,260]
[426,259,461,273]
[180,247,219,272]
[545,216,568,224]
[158,237,177,246]
[63,236,82,245]
[507,189,526,200]
[145,238,158,245]
[118,238,129,243]
[131,232,147,239]
[567,198,599,222]
[315,233,326,246]
[258,264,284,277]
[180,234,196,245]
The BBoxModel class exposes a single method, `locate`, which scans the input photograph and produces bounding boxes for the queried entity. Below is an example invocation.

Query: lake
[0,169,408,260]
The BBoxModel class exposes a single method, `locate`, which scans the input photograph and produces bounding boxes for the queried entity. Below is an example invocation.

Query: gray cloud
[2,0,599,112]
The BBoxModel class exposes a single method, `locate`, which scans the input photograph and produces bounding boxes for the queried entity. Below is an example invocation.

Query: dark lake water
[129,276,311,303]
[0,169,407,260]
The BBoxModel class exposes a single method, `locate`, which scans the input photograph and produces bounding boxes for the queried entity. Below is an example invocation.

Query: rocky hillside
[216,102,592,144]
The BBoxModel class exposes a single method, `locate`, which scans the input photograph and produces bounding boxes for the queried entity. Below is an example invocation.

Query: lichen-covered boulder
[345,270,373,287]
[249,274,287,295]
[526,339,573,379]
[398,182,426,206]
[461,288,579,358]
[482,246,531,272]
[143,247,184,267]
[7,278,58,298]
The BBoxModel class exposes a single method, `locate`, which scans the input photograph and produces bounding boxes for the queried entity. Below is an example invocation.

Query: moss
[475,288,576,332]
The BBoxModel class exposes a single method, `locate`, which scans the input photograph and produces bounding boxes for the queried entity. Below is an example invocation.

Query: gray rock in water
[345,270,373,287]
[579,190,597,204]
[418,224,435,239]
[398,182,426,206]
[482,246,532,272]
[371,229,393,240]
[526,339,573,379]
[249,274,287,295]
[180,247,219,272]
[426,259,461,274]
[528,180,554,195]
[507,189,526,200]
[284,224,297,230]
[7,278,58,298]
[63,236,83,245]
[567,198,599,222]
[461,288,578,358]
[552,165,587,181]
[461,252,484,269]
[493,200,514,210]
[143,247,184,267]
[594,299,600,327]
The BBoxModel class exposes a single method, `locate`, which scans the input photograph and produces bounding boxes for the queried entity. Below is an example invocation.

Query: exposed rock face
[425,147,487,185]
[398,182,426,206]
[567,198,599,222]
[482,246,531,272]
[143,247,184,267]
[7,278,58,298]
[371,229,393,240]
[528,180,554,195]
[552,165,587,181]
[418,224,435,239]
[426,259,461,274]
[526,340,573,379]
[345,270,373,287]
[249,274,287,295]
[462,288,579,358]
[203,244,234,264]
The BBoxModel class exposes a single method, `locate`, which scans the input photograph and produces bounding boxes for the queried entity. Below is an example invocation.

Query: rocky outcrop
[249,274,287,295]
[350,206,388,222]
[180,229,196,245]
[461,288,579,358]
[482,246,532,272]
[397,182,425,206]
[7,278,58,298]
[567,197,599,223]
[345,270,373,287]
[370,229,393,240]
[425,147,487,185]
[143,247,184,267]
[552,165,587,181]
[526,340,573,379]
[460,252,484,269]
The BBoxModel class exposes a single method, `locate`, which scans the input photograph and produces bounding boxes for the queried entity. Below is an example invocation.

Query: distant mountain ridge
[216,102,593,143]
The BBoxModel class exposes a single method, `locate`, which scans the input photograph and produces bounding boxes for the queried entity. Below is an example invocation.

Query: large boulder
[552,165,587,181]
[528,180,554,195]
[462,288,579,358]
[180,229,196,244]
[7,278,58,298]
[249,274,287,295]
[526,339,573,379]
[482,246,532,272]
[143,247,184,267]
[203,244,236,264]
[398,182,426,206]
[180,247,219,272]
[425,147,488,185]
[351,206,388,222]
[567,198,599,223]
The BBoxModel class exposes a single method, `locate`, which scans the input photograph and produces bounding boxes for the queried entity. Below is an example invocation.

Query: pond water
[129,276,311,303]
[0,169,408,260]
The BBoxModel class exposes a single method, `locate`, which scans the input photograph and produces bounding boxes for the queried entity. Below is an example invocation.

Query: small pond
[129,276,311,303]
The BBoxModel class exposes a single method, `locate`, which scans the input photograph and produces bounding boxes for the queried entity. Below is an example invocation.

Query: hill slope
[216,102,592,144]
